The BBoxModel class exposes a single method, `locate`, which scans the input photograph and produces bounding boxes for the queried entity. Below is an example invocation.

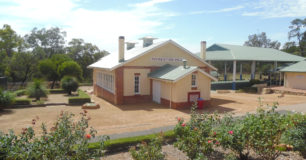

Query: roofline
[205,59,304,62]
[173,67,198,83]
[110,40,218,71]
[280,70,306,73]
[197,69,218,81]
[149,67,218,82]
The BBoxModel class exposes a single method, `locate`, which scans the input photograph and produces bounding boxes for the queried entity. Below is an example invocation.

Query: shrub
[61,76,79,95]
[26,80,48,101]
[129,134,165,160]
[0,89,15,108]
[14,98,31,105]
[281,113,306,158]
[14,89,26,96]
[174,105,220,159]
[216,115,252,160]
[58,61,83,80]
[0,110,109,159]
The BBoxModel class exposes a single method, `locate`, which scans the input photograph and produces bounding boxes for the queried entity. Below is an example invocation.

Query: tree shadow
[113,102,171,112]
[0,109,14,116]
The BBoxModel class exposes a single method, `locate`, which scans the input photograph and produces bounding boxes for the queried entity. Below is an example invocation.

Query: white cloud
[190,5,244,15]
[0,0,175,53]
[242,0,306,18]
[131,0,173,8]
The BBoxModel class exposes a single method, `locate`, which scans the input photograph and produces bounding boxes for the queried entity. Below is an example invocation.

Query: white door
[152,80,161,104]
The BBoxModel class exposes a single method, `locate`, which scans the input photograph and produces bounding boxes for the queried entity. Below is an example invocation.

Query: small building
[280,60,306,90]
[88,36,217,108]
[195,44,305,89]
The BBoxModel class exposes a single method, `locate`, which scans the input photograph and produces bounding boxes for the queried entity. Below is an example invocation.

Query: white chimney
[126,41,138,50]
[200,41,206,60]
[118,36,125,62]
[139,36,157,47]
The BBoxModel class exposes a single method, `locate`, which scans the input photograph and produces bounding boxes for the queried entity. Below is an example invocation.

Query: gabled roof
[148,64,217,82]
[280,60,306,72]
[195,44,305,62]
[88,40,217,71]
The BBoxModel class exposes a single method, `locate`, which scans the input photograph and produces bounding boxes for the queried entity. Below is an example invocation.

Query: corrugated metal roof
[148,64,217,81]
[148,64,197,81]
[195,44,305,62]
[280,60,306,72]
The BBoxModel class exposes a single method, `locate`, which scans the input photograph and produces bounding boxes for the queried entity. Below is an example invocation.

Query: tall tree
[244,32,281,49]
[39,54,71,89]
[282,42,300,55]
[24,27,66,58]
[66,39,107,81]
[0,24,23,57]
[288,18,306,57]
[5,52,38,86]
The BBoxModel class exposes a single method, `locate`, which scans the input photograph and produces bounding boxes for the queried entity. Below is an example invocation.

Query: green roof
[148,64,198,81]
[280,60,306,72]
[195,44,305,62]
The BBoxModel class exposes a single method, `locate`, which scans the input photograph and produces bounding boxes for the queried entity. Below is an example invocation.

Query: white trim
[191,74,197,87]
[109,40,217,71]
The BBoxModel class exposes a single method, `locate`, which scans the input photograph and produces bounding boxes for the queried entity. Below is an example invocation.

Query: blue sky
[0,0,305,53]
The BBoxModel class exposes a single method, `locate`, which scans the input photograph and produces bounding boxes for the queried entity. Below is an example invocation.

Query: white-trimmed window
[191,74,197,87]
[96,72,114,93]
[134,75,140,94]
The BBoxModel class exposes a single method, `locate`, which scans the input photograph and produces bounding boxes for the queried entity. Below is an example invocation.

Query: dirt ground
[1,89,306,135]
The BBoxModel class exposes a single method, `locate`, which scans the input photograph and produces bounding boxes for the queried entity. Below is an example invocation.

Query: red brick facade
[161,98,211,109]
[94,84,115,104]
[123,95,152,104]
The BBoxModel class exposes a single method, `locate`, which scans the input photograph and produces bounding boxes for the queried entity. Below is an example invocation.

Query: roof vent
[139,36,157,47]
[183,59,187,69]
[126,41,138,50]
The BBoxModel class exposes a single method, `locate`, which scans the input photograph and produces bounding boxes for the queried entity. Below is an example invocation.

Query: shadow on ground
[0,109,14,116]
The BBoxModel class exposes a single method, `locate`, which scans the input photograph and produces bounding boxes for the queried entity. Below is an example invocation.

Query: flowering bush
[215,114,252,160]
[281,113,306,158]
[174,106,221,159]
[129,134,165,160]
[0,110,109,159]
[174,103,306,160]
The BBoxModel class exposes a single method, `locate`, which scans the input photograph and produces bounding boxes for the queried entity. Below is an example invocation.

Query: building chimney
[200,41,206,60]
[139,36,157,47]
[126,41,138,50]
[119,36,125,62]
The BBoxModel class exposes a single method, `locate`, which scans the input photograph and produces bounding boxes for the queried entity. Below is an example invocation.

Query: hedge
[68,90,91,105]
[14,98,31,105]
[88,130,175,153]
[14,89,26,96]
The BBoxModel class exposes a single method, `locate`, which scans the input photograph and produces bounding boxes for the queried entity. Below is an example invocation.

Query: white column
[233,61,236,82]
[274,61,277,72]
[251,61,256,79]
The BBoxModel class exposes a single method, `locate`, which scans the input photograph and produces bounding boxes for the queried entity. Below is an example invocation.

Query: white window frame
[96,72,114,93]
[191,74,197,87]
[134,75,140,94]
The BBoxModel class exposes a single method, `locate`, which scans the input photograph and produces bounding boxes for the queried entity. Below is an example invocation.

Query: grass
[14,98,31,105]
[88,130,175,153]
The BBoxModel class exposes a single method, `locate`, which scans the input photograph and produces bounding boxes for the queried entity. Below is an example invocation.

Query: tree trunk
[51,79,56,89]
